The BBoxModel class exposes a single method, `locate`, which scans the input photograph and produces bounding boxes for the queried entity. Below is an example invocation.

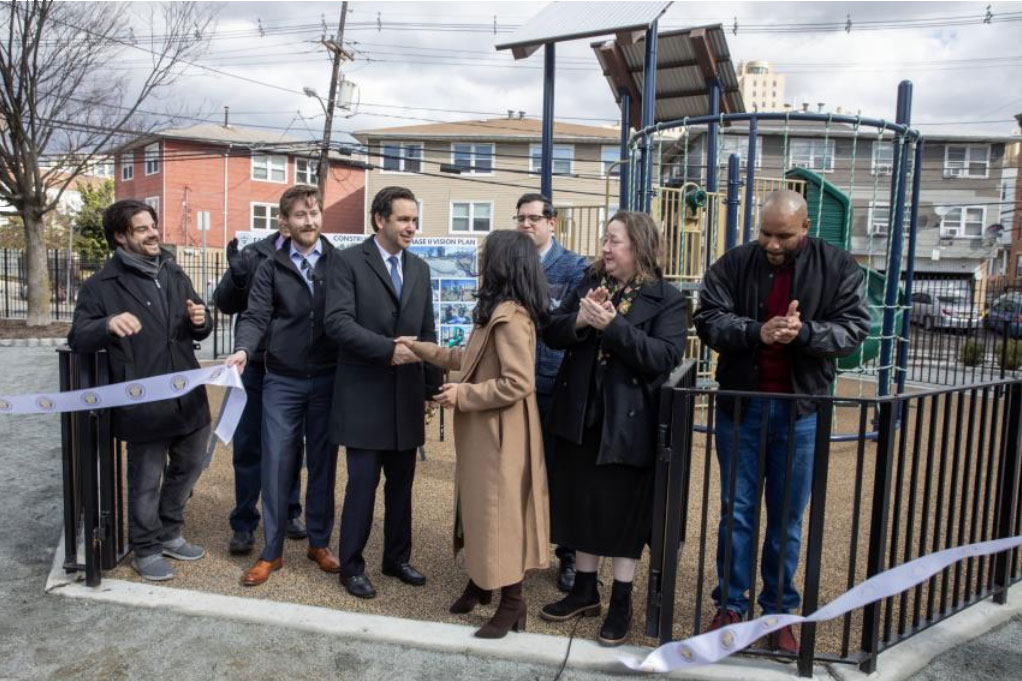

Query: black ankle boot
[539,570,601,622]
[449,578,492,614]
[597,580,633,646]
[474,582,526,639]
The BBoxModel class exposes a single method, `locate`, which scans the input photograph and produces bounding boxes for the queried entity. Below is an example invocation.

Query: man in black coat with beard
[69,199,212,582]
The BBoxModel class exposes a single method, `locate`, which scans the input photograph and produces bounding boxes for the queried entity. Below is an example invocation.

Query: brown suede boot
[449,578,493,614]
[474,581,526,639]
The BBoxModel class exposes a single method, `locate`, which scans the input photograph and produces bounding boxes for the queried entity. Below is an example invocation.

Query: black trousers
[338,447,416,578]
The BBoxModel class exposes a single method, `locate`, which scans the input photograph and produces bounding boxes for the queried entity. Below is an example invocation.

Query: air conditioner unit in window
[869,225,889,236]
[791,160,810,169]
[874,164,892,175]
[943,227,961,237]
[945,166,964,178]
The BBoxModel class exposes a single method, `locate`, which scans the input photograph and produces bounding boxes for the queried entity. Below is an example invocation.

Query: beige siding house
[354,117,622,240]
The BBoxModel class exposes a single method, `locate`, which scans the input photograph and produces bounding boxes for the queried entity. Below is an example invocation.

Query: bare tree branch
[0,0,218,323]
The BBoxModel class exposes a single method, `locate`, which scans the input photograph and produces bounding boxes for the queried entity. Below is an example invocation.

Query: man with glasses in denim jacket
[515,192,589,592]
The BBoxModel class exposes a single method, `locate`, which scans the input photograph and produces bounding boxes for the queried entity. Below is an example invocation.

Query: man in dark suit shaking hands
[325,186,441,599]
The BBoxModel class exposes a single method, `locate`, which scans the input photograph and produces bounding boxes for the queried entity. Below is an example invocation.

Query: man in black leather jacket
[694,189,869,654]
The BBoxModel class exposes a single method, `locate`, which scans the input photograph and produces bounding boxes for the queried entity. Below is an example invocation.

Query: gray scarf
[115,247,162,279]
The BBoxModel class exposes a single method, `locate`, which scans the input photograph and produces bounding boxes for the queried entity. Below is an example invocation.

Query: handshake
[760,300,802,346]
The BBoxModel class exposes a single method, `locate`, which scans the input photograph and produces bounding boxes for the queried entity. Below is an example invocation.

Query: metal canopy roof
[591,24,745,127]
[495,1,671,59]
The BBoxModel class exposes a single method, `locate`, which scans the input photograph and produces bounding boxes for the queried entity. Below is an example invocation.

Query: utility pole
[317,1,351,197]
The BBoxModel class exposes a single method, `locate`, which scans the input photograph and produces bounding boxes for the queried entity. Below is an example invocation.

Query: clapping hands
[575,286,616,331]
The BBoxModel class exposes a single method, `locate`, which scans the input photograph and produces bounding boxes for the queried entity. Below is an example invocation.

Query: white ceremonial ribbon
[0,365,247,450]
[620,533,1022,673]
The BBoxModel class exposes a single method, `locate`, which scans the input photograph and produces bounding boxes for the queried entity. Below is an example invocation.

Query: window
[90,159,114,178]
[939,206,985,238]
[1017,254,1022,274]
[251,202,279,230]
[251,154,287,183]
[944,144,990,178]
[450,201,492,234]
[601,146,622,177]
[144,196,159,216]
[295,158,318,185]
[144,143,160,175]
[870,140,916,176]
[868,202,890,236]
[451,143,494,174]
[121,152,134,181]
[718,136,762,168]
[381,143,422,173]
[789,139,835,172]
[530,144,574,175]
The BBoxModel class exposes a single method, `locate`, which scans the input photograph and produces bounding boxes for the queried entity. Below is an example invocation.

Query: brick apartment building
[113,123,368,251]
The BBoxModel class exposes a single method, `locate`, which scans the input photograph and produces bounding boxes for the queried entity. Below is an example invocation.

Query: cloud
[113,1,1022,141]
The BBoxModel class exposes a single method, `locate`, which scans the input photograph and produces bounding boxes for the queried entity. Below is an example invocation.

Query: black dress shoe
[381,562,426,586]
[229,530,255,555]
[340,573,377,599]
[286,517,307,540]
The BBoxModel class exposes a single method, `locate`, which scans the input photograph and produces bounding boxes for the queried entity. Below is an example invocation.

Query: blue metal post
[637,20,658,212]
[742,116,759,243]
[540,43,555,199]
[704,78,721,270]
[877,81,913,397]
[895,139,924,398]
[725,154,741,250]
[619,89,631,211]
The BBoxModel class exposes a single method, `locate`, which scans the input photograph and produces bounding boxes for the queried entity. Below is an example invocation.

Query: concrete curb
[43,532,824,681]
[0,338,65,347]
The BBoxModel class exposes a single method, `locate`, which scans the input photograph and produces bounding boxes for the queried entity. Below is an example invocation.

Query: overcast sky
[118,1,1022,142]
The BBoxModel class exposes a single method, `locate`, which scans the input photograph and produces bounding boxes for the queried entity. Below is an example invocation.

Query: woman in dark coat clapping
[538,211,688,646]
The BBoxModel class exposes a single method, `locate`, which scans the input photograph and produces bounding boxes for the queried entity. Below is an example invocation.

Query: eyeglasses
[513,214,549,225]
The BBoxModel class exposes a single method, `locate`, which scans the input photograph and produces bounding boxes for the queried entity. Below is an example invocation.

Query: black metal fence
[648,360,1022,676]
[57,347,128,586]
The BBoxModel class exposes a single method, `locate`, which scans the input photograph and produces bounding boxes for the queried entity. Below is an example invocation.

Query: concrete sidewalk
[1,345,1019,680]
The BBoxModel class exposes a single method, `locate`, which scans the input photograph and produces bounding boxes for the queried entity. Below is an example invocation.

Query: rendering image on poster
[441,325,473,348]
[440,302,474,325]
[440,278,476,302]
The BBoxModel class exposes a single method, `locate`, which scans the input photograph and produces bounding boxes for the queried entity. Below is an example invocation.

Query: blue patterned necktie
[299,256,314,292]
[388,255,402,297]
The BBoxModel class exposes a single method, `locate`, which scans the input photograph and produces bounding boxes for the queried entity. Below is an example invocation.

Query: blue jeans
[229,363,302,533]
[712,398,817,615]
[260,372,337,562]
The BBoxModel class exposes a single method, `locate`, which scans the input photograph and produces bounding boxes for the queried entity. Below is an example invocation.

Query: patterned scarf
[597,275,643,364]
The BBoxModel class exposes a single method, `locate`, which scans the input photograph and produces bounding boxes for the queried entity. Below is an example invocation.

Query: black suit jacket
[68,250,212,443]
[324,236,441,450]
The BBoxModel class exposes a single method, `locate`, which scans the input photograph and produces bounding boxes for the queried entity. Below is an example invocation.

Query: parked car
[910,291,980,331]
[983,293,1022,339]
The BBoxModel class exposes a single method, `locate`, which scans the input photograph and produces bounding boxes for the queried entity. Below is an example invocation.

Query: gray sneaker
[162,536,206,561]
[132,554,175,581]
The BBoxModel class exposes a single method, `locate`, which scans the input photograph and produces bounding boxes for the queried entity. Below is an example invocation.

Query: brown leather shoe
[242,558,282,586]
[306,547,341,574]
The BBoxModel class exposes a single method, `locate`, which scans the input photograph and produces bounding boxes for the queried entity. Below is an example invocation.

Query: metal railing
[648,360,1022,676]
[57,347,128,586]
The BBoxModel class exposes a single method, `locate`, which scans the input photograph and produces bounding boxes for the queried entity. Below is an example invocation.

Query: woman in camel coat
[399,230,550,639]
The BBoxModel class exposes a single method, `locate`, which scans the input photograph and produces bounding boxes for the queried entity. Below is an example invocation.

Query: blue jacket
[536,238,589,396]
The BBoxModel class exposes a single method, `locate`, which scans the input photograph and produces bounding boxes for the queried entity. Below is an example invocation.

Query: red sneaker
[767,624,800,655]
[707,608,742,631]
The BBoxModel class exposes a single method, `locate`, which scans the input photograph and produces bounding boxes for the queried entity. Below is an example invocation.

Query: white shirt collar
[374,235,403,266]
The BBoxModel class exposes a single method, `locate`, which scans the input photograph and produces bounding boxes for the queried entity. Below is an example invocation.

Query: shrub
[998,339,1022,371]
[960,339,986,366]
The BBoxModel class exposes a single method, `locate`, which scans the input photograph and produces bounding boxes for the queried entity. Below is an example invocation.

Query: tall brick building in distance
[112,123,368,251]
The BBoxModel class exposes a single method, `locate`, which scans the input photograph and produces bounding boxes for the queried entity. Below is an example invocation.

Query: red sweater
[759,264,793,392]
